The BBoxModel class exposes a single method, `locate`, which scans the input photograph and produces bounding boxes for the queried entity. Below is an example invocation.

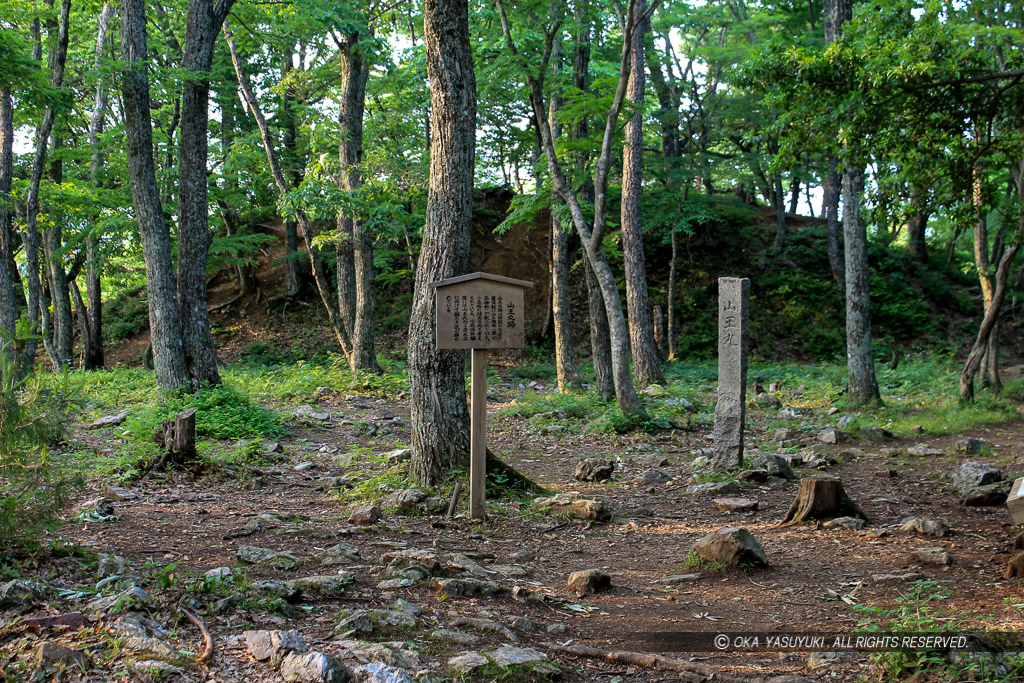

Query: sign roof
[428,271,534,289]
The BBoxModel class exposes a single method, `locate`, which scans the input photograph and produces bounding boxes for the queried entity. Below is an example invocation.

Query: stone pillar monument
[713,277,749,471]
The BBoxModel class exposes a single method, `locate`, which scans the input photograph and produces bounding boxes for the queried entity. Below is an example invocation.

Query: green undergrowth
[854,580,1024,681]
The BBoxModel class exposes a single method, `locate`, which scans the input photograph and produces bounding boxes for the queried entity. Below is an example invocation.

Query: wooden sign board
[428,272,533,522]
[1008,477,1024,525]
[430,272,533,350]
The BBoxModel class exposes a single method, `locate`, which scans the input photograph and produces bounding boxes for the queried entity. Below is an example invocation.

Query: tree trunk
[224,20,352,356]
[970,167,1002,393]
[337,32,378,375]
[83,4,113,370]
[177,0,234,390]
[121,0,190,391]
[584,256,614,400]
[0,87,15,359]
[279,50,304,298]
[496,0,647,418]
[548,70,580,392]
[907,191,929,263]
[44,144,73,368]
[842,168,881,406]
[667,228,678,359]
[960,243,1020,402]
[408,0,476,486]
[620,3,664,388]
[824,155,844,286]
[552,209,580,391]
[23,0,71,372]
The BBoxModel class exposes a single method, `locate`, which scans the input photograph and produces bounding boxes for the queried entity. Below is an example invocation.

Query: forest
[2,0,1024,681]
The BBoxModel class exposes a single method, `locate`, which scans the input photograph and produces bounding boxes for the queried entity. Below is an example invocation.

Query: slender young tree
[619,2,665,387]
[408,0,477,486]
[81,3,115,370]
[335,23,379,374]
[0,88,14,358]
[496,0,650,418]
[24,0,71,370]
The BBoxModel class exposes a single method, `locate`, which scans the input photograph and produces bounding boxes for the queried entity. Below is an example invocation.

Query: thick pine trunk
[121,0,189,391]
[620,5,664,389]
[408,0,476,487]
[842,168,881,406]
[177,0,234,390]
[338,36,378,375]
[0,88,14,358]
[907,191,929,263]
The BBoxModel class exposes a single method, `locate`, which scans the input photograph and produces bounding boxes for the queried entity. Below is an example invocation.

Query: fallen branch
[543,642,765,683]
[179,604,214,663]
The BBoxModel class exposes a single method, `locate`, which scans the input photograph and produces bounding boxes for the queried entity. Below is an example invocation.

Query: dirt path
[4,388,1024,682]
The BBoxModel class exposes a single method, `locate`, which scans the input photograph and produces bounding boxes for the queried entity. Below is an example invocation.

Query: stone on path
[532,491,611,521]
[574,458,614,482]
[433,577,503,597]
[691,526,768,568]
[236,546,301,570]
[713,497,758,512]
[686,481,741,496]
[280,651,351,683]
[961,483,1008,507]
[756,453,795,480]
[448,653,489,675]
[861,425,893,439]
[349,505,382,526]
[911,548,952,566]
[384,448,412,465]
[712,277,749,471]
[245,629,307,662]
[354,662,412,683]
[567,569,611,595]
[638,468,672,485]
[823,517,864,531]
[293,574,352,598]
[0,579,43,609]
[907,444,942,456]
[432,629,480,645]
[952,461,1003,494]
[294,405,331,421]
[85,586,152,613]
[899,516,950,537]
[738,469,769,483]
[956,438,992,455]
[318,543,361,565]
[86,411,128,429]
[817,429,848,445]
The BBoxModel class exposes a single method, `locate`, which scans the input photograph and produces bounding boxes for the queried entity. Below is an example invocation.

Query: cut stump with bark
[1006,551,1024,579]
[154,408,197,467]
[779,475,867,527]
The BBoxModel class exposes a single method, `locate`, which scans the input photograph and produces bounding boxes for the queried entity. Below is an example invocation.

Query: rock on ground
[899,516,950,537]
[713,497,759,512]
[532,491,611,521]
[574,458,615,482]
[245,629,307,662]
[567,569,612,595]
[691,527,769,568]
[448,652,489,675]
[280,651,351,683]
[953,461,1003,494]
[349,505,382,525]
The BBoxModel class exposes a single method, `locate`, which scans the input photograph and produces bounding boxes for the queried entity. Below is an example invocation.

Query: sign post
[429,272,533,521]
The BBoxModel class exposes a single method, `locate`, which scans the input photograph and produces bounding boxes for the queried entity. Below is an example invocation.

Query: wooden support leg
[470,348,488,521]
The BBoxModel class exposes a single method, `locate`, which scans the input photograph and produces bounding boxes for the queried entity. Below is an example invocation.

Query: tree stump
[779,475,867,527]
[1006,551,1024,579]
[1013,531,1024,552]
[154,408,197,467]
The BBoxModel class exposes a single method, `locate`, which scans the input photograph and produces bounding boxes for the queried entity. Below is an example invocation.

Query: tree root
[543,642,765,682]
[179,604,214,663]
